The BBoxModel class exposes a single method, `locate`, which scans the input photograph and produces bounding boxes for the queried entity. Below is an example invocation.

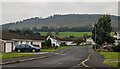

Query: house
[60,37,77,46]
[86,37,95,45]
[0,39,14,52]
[28,36,48,48]
[0,31,47,53]
[113,32,120,45]
[0,31,26,52]
[46,36,61,47]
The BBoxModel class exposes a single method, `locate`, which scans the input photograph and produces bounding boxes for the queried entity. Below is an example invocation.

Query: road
[2,46,90,68]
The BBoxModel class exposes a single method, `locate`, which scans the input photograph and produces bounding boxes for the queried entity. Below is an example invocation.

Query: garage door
[5,43,12,52]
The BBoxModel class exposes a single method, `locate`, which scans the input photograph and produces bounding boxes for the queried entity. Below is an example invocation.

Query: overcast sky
[1,0,119,25]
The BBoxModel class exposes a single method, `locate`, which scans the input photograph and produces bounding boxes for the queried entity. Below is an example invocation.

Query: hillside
[2,14,118,30]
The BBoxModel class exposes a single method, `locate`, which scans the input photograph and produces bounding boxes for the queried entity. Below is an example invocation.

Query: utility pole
[95,22,97,50]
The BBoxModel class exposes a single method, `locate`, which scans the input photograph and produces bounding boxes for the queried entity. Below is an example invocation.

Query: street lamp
[95,23,97,50]
[93,22,97,50]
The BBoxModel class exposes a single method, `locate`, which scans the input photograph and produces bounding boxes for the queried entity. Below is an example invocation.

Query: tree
[32,27,39,32]
[22,28,33,36]
[45,39,52,48]
[55,30,59,35]
[92,14,114,45]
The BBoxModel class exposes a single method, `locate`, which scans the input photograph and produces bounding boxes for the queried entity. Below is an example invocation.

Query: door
[5,42,12,52]
[25,45,32,52]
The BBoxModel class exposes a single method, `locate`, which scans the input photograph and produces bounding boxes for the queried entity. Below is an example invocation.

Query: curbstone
[0,54,55,65]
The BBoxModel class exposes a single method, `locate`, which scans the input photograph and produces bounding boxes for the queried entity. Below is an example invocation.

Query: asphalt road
[2,46,89,68]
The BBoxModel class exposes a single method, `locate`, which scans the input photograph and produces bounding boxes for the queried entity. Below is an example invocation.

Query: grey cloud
[2,2,118,24]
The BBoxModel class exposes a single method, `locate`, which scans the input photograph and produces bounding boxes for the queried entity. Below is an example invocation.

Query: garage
[5,42,13,53]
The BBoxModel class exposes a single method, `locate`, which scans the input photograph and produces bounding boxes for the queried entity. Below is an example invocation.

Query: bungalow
[0,31,25,52]
[0,31,47,53]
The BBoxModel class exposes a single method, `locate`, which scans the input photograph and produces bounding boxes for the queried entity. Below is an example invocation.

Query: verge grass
[1,53,33,59]
[99,52,119,67]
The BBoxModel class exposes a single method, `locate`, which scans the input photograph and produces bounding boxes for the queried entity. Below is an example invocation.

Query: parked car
[14,44,40,52]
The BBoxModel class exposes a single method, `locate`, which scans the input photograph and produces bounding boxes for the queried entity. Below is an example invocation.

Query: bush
[41,42,47,49]
[112,44,120,52]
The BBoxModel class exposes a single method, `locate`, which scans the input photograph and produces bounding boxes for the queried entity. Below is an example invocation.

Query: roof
[59,37,83,41]
[26,35,48,40]
[1,31,48,40]
[2,31,26,40]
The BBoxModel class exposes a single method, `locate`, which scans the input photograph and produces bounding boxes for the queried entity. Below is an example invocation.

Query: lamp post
[95,23,97,50]
[93,22,97,50]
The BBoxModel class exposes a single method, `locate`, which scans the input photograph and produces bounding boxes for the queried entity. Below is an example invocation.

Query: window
[21,44,26,48]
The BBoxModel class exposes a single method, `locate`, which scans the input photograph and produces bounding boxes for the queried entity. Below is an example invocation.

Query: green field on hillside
[40,32,92,37]
[40,32,115,37]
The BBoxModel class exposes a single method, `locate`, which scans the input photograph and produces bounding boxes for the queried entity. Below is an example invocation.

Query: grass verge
[41,46,71,52]
[99,52,120,67]
[0,53,33,59]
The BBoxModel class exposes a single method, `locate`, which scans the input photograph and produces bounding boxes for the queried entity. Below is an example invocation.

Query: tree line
[32,26,92,32]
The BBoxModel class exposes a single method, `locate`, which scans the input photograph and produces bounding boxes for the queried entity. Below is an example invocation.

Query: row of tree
[36,26,92,32]
[8,26,92,33]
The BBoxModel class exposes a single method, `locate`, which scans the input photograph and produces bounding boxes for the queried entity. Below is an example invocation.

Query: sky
[0,0,119,25]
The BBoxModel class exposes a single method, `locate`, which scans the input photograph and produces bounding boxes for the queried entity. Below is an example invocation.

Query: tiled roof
[1,31,47,40]
[2,31,26,40]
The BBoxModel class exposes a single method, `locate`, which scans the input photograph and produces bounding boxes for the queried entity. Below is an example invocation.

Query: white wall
[66,41,73,45]
[32,41,42,48]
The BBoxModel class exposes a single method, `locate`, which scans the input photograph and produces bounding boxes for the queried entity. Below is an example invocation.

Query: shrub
[112,44,120,52]
[41,42,47,49]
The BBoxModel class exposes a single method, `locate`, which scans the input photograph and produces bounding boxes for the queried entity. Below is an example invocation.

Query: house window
[26,41,29,44]
[31,42,33,45]
[14,41,19,46]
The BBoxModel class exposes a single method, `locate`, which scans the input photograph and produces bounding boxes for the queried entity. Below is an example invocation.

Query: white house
[46,36,61,47]
[113,32,120,45]
[61,41,76,46]
[60,37,76,46]
[86,37,95,45]
[0,31,47,53]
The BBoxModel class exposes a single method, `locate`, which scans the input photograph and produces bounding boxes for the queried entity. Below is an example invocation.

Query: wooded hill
[2,14,118,31]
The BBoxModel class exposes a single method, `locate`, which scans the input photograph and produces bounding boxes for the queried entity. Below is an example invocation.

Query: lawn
[99,52,120,67]
[41,46,71,52]
[0,53,33,59]
[40,32,92,37]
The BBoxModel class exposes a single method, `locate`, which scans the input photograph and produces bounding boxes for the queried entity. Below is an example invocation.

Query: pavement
[85,46,112,68]
[1,46,117,69]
